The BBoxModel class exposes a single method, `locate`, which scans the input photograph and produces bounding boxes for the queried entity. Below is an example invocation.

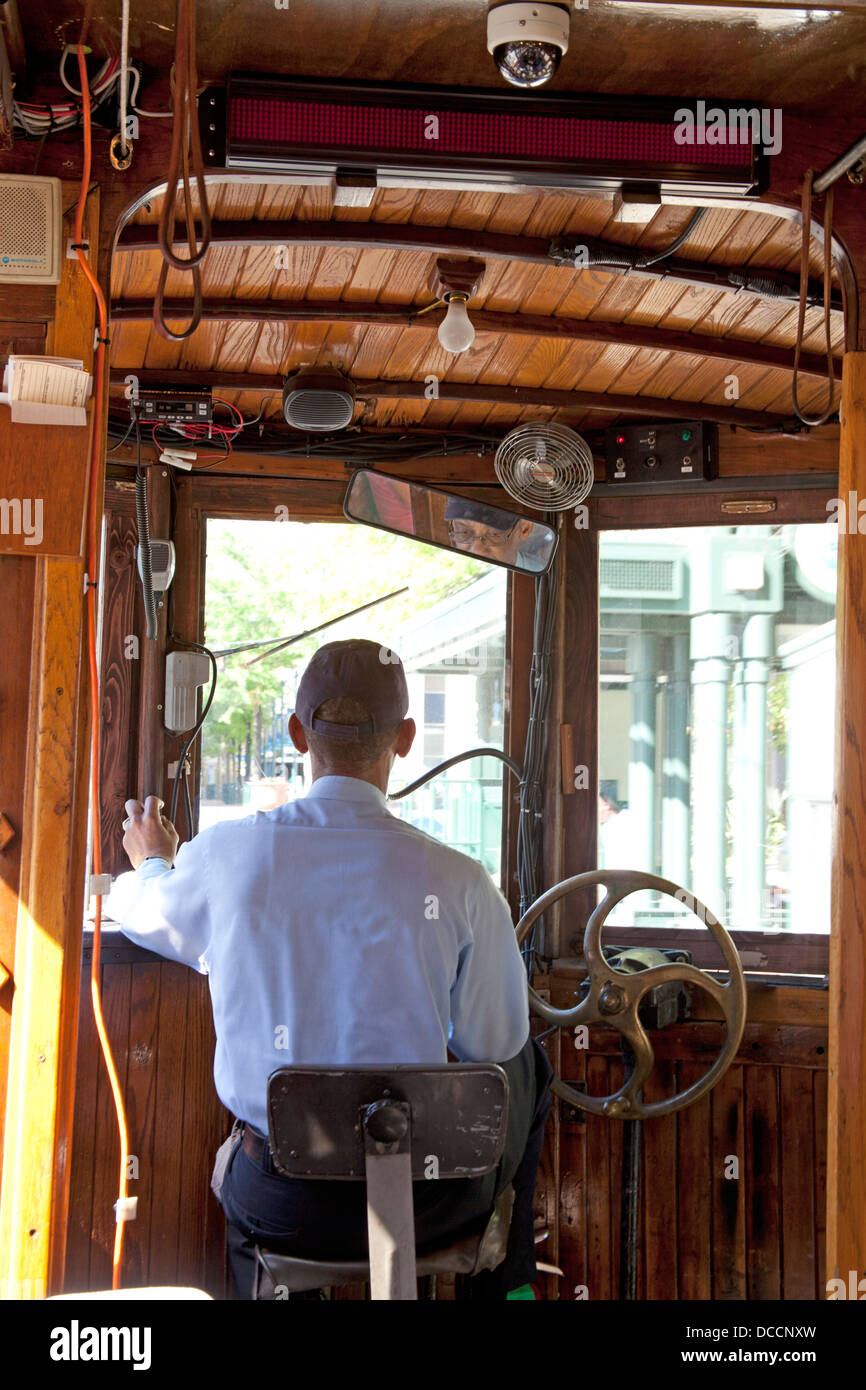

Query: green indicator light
[681,429,692,441]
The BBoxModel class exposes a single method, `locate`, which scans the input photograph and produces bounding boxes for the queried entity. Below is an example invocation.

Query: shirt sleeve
[448,868,529,1063]
[103,833,214,972]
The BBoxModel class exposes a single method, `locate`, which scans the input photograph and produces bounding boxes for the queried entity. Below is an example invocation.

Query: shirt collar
[304,775,388,809]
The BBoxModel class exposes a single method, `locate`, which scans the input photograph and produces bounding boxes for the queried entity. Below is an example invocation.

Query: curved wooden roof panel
[110,181,843,435]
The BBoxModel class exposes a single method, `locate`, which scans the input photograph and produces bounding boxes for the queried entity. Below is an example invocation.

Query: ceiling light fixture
[429,257,486,356]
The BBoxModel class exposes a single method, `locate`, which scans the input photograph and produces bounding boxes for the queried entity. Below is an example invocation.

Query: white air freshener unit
[0,175,63,285]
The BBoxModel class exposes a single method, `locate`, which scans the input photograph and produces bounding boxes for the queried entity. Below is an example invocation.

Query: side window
[598,523,836,932]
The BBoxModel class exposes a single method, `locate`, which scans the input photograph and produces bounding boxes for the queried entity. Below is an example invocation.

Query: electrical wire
[126,65,174,118]
[388,748,523,800]
[73,39,131,1293]
[636,209,706,268]
[792,170,837,427]
[167,640,219,828]
[14,47,122,136]
[118,0,131,156]
[516,521,560,975]
[105,413,505,464]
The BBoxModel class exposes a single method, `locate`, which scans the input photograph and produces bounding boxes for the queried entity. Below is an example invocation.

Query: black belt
[241,1123,271,1167]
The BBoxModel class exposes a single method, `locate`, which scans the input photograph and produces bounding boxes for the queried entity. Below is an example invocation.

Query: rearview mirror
[343,469,558,575]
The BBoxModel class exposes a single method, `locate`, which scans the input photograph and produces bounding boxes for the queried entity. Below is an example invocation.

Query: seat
[254,1063,512,1301]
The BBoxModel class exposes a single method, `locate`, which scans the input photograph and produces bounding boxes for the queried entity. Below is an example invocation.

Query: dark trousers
[220,1036,553,1299]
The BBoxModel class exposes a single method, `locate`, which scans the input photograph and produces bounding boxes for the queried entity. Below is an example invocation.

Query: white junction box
[0,175,63,284]
[164,650,212,734]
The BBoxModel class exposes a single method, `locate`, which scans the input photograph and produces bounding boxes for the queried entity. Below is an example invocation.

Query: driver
[443,497,539,567]
[107,638,552,1300]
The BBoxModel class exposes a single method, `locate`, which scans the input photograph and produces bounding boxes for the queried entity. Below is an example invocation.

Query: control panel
[136,386,214,428]
[605,420,717,485]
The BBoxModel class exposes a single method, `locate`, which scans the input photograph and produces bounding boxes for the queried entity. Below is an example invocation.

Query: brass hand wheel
[516,870,747,1119]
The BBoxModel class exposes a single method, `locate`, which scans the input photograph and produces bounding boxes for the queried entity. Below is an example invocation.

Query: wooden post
[136,466,171,800]
[0,186,101,1296]
[827,350,866,1291]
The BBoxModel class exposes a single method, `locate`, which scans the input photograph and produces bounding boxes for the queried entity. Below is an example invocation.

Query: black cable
[183,767,194,839]
[516,519,560,976]
[167,638,218,830]
[637,209,706,268]
[105,415,503,464]
[108,412,139,454]
[388,748,523,801]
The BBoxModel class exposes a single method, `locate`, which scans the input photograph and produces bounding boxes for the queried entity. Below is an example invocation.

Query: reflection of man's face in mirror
[447,516,536,564]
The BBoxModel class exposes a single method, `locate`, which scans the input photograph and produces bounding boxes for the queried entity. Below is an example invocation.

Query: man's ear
[394,717,416,758]
[288,712,309,753]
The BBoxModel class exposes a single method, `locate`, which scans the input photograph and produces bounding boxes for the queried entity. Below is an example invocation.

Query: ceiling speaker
[0,175,63,285]
[282,367,356,432]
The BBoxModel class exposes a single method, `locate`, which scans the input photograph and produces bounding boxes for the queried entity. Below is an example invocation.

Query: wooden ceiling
[109,180,843,438]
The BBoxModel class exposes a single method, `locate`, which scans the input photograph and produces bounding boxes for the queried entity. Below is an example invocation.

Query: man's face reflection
[448,517,536,564]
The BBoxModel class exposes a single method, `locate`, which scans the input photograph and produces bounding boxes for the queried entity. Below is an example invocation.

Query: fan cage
[494,423,595,510]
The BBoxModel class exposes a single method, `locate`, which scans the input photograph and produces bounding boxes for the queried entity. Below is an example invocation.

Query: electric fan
[493,421,595,509]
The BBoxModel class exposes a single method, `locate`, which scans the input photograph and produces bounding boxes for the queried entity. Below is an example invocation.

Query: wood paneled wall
[536,1012,828,1301]
[64,939,229,1296]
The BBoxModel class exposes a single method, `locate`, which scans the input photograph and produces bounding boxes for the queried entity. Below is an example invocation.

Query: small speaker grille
[1,187,49,261]
[284,388,355,432]
[0,176,60,282]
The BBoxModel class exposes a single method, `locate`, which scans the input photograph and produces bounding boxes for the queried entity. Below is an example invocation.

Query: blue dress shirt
[106,775,530,1132]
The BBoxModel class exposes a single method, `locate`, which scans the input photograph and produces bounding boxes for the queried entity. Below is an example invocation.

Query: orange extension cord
[74,41,131,1291]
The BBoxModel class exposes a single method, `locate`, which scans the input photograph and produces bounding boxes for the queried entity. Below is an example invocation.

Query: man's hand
[123,796,179,870]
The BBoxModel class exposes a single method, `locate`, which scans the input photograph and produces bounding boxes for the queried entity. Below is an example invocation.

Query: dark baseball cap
[295,638,409,741]
[443,496,521,531]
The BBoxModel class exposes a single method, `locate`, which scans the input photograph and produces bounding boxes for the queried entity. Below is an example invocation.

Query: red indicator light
[616,434,625,444]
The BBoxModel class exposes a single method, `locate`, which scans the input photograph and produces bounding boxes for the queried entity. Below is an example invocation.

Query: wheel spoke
[629,960,733,1013]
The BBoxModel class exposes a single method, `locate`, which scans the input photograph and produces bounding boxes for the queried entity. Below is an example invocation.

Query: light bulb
[438,296,475,354]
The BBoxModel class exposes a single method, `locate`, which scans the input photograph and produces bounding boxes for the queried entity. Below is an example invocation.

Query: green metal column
[662,631,691,887]
[690,612,732,920]
[627,632,659,872]
[733,614,773,929]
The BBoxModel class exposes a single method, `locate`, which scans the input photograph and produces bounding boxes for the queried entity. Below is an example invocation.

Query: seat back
[266,1062,509,1179]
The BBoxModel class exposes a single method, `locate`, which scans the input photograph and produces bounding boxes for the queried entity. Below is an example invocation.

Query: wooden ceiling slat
[246,320,293,378]
[447,191,502,231]
[498,266,570,319]
[605,347,679,400]
[587,273,664,324]
[620,279,717,330]
[723,297,818,349]
[654,282,735,333]
[378,250,435,305]
[692,288,768,340]
[521,194,593,240]
[478,260,548,315]
[305,246,363,300]
[764,304,845,354]
[341,248,399,301]
[409,191,463,227]
[342,324,406,378]
[545,268,615,320]
[369,188,424,225]
[230,242,285,300]
[479,193,540,237]
[569,343,650,394]
[762,375,840,416]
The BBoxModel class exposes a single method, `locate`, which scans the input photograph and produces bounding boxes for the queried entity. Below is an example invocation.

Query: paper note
[2,355,92,426]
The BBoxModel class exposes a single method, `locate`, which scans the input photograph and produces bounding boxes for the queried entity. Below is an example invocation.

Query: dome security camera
[487,3,570,89]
